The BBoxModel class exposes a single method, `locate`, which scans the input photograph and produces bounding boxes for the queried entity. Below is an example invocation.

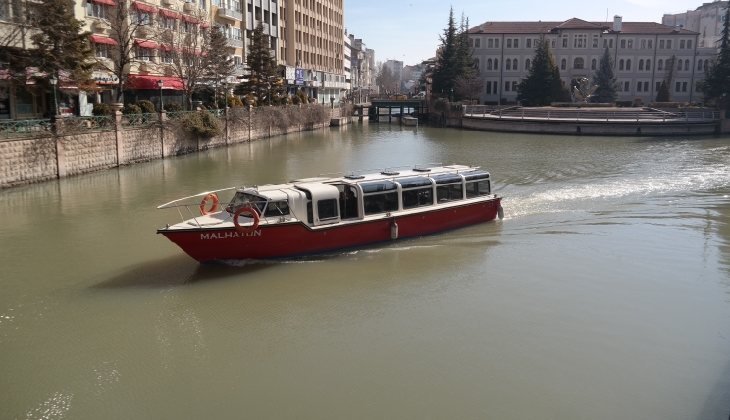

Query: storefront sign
[92,71,119,85]
[295,68,304,85]
[285,66,295,80]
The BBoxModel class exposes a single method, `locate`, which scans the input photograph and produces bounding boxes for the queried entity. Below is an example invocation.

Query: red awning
[134,39,158,49]
[182,15,200,23]
[132,2,157,13]
[200,23,210,28]
[90,35,118,45]
[90,0,116,5]
[159,9,180,19]
[127,75,186,90]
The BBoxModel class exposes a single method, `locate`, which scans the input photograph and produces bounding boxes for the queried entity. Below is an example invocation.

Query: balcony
[226,38,244,48]
[234,65,245,76]
[217,8,242,21]
[269,26,277,37]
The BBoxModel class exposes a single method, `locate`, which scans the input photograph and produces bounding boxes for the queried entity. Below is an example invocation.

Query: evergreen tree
[516,38,567,106]
[662,55,677,102]
[235,20,282,105]
[29,0,93,88]
[697,7,730,105]
[656,81,671,102]
[591,46,620,103]
[430,7,458,97]
[204,26,236,108]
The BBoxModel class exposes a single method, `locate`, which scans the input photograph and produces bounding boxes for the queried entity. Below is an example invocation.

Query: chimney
[479,24,484,32]
[613,15,622,32]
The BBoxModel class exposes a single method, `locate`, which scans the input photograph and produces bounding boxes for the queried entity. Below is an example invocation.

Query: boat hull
[159,198,501,262]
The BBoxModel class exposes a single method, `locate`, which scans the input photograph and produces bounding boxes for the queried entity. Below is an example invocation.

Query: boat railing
[157,187,270,228]
[317,163,445,178]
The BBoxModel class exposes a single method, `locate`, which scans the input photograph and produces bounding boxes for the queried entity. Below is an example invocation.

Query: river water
[1,124,730,419]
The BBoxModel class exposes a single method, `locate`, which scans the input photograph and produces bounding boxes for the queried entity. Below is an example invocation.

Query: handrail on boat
[156,186,240,209]
[317,163,445,177]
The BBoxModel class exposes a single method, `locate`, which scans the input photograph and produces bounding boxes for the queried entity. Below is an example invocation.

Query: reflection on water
[1,125,729,419]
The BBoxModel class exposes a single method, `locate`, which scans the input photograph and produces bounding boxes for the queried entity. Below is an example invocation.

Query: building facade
[468,17,710,105]
[662,1,729,49]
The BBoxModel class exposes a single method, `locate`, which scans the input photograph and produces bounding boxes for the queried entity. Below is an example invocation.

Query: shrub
[181,111,223,138]
[164,102,183,112]
[632,97,644,107]
[92,103,111,116]
[433,98,448,112]
[136,100,155,113]
[615,101,633,107]
[228,95,244,107]
[123,104,142,114]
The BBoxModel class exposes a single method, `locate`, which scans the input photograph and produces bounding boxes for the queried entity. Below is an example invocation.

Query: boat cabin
[227,165,492,228]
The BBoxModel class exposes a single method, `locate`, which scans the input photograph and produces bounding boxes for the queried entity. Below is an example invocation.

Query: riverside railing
[58,115,115,133]
[463,106,721,122]
[121,113,157,128]
[0,119,52,139]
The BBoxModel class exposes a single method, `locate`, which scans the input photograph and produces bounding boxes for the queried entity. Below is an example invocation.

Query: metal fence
[0,119,52,139]
[59,115,115,133]
[464,106,721,122]
[165,110,197,121]
[121,113,157,127]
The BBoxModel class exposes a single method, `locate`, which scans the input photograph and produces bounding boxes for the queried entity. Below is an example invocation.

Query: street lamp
[157,79,164,112]
[50,76,58,116]
[267,83,271,106]
[450,87,453,103]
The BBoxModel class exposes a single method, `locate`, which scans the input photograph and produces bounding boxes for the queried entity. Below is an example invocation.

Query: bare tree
[454,74,484,102]
[376,63,398,95]
[91,0,159,102]
[154,6,212,109]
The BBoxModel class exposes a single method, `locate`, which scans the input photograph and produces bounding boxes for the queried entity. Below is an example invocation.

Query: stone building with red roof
[468,16,714,105]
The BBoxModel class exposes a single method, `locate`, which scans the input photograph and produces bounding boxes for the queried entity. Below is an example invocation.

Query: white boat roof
[238,164,486,199]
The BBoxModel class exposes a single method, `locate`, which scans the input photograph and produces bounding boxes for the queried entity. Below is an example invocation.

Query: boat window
[318,199,339,220]
[431,174,462,185]
[364,192,398,215]
[402,187,433,209]
[360,181,397,193]
[465,181,491,198]
[462,170,490,181]
[337,185,359,219]
[264,200,290,217]
[228,192,267,214]
[437,184,463,202]
[396,177,432,189]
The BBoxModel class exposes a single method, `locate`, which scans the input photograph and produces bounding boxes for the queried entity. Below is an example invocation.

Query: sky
[344,0,702,66]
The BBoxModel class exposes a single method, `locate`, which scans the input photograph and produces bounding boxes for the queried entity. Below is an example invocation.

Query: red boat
[157,164,503,262]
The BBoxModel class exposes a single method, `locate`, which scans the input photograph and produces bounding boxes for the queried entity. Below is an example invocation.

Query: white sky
[344,0,701,66]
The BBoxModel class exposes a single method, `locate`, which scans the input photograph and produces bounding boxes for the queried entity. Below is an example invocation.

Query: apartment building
[662,1,728,49]
[469,17,710,105]
[282,0,345,103]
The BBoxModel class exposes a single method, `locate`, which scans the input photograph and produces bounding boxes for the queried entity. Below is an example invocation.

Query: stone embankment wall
[0,107,340,189]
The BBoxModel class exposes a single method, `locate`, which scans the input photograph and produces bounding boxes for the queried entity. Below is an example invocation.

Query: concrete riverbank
[0,106,341,189]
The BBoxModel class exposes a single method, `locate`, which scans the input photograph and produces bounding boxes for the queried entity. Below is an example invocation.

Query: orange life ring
[200,193,219,215]
[233,206,260,234]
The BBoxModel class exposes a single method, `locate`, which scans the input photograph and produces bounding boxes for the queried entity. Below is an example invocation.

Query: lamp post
[267,83,271,106]
[157,79,164,112]
[450,87,453,103]
[50,76,58,116]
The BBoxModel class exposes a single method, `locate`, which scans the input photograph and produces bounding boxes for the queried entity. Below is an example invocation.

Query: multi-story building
[343,31,351,93]
[282,0,345,103]
[383,59,403,92]
[468,17,709,105]
[662,1,729,49]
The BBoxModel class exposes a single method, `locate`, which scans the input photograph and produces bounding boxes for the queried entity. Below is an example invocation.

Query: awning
[127,75,186,90]
[90,35,118,45]
[182,15,200,23]
[134,39,159,49]
[159,9,180,19]
[90,0,116,5]
[201,23,210,28]
[132,2,157,13]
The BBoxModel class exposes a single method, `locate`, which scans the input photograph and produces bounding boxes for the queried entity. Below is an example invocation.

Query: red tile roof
[469,19,699,35]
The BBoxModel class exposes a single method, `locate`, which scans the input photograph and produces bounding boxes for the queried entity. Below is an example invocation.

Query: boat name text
[201,231,261,239]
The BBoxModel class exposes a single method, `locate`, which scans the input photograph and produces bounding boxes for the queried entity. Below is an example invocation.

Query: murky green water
[1,124,730,419]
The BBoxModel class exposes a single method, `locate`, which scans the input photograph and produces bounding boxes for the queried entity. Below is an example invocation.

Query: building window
[561,58,566,70]
[525,59,530,70]
[641,39,646,49]
[687,40,692,49]
[475,38,481,48]
[591,58,596,70]
[684,60,689,71]
[682,82,687,92]
[626,59,631,70]
[648,39,653,49]
[87,2,107,19]
[161,50,173,63]
[133,10,152,25]
[658,59,663,70]
[526,39,531,48]
[505,81,510,91]
[95,44,110,58]
[621,39,626,48]
[135,46,153,62]
[562,37,568,48]
[619,59,624,70]
[603,39,607,48]
[551,39,556,48]
[495,39,499,48]
[637,82,642,92]
[514,39,519,48]
[624,81,630,92]
[574,34,586,48]
[677,59,682,71]
[675,81,681,92]
[488,39,493,48]
[609,39,613,48]
[511,81,517,91]
[698,60,703,71]
[507,39,512,48]
[592,36,598,48]
[487,58,492,70]
[505,58,511,70]
[627,39,633,49]
[639,59,644,70]
[656,81,661,91]
[666,40,672,49]
[646,59,651,70]
[493,81,498,94]
[486,82,492,94]
[644,82,649,92]
[659,40,665,49]
[494,58,498,69]
[704,59,709,72]
[573,57,584,69]
[680,40,685,49]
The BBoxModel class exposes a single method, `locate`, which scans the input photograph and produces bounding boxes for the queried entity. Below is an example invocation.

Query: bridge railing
[463,106,720,122]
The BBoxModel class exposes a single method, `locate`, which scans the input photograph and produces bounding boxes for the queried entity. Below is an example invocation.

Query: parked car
[389,95,408,100]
